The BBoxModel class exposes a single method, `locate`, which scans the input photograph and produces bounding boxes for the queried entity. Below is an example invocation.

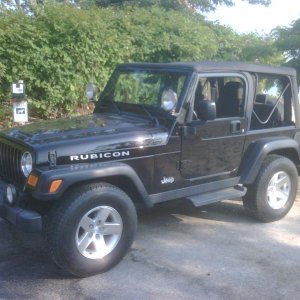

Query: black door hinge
[48,150,57,168]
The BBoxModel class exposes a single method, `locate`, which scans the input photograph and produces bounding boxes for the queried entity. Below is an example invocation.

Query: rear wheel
[45,183,137,277]
[243,155,298,222]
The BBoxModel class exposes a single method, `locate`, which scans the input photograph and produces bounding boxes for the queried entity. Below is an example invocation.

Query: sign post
[12,80,28,123]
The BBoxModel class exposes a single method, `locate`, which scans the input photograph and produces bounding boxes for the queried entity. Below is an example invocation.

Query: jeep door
[180,73,247,180]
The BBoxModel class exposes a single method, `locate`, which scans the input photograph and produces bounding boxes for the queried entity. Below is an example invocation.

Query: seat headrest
[223,81,243,101]
[255,94,267,104]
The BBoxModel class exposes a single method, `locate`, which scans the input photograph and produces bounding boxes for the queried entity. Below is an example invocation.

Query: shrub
[0,3,283,120]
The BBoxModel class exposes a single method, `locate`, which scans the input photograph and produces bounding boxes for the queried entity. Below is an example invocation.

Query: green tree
[1,0,270,11]
[274,19,300,81]
[238,33,284,65]
[91,0,271,11]
[0,3,282,122]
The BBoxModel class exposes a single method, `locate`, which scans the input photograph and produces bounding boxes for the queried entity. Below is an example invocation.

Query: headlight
[21,152,33,177]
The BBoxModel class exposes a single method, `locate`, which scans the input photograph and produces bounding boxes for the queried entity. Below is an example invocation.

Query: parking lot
[0,195,300,300]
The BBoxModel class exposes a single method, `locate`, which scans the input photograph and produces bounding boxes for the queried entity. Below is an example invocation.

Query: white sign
[13,101,28,123]
[12,83,24,94]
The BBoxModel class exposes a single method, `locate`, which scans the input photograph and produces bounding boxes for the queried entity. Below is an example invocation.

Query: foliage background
[0,1,286,126]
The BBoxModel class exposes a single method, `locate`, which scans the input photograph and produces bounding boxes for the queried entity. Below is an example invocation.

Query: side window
[250,75,295,130]
[193,75,245,119]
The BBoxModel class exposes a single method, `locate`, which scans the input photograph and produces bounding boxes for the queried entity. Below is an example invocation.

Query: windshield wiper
[100,100,121,114]
[110,101,122,114]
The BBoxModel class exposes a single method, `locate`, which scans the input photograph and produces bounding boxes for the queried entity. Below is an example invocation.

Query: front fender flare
[238,137,300,185]
[29,161,152,207]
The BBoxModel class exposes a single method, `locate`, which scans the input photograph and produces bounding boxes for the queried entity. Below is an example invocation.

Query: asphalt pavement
[0,195,300,300]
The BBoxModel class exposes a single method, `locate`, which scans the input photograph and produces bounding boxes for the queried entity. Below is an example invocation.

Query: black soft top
[119,61,296,76]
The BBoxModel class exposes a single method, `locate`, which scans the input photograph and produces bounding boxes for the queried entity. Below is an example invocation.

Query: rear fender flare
[238,137,300,185]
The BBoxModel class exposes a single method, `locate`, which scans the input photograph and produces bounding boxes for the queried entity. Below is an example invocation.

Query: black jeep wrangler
[0,61,299,277]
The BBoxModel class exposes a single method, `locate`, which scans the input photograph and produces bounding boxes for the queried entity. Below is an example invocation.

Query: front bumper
[0,179,42,233]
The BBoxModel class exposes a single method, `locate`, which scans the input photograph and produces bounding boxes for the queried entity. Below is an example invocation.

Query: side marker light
[49,179,63,193]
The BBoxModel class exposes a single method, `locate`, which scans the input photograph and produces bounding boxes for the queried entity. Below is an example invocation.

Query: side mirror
[197,100,216,121]
[85,83,97,101]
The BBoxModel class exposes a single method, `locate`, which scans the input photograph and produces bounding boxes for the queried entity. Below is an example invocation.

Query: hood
[1,113,170,165]
[4,113,154,145]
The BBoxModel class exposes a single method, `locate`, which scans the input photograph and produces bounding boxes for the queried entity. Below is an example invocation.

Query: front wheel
[45,183,137,277]
[243,155,298,222]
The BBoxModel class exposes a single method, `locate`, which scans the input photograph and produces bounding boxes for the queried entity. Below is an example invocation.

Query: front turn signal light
[27,174,39,188]
[49,179,63,193]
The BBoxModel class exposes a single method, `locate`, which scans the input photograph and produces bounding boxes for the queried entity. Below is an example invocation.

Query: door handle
[230,120,242,134]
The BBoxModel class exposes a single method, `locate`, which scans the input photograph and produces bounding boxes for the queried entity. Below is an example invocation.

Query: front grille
[0,140,25,187]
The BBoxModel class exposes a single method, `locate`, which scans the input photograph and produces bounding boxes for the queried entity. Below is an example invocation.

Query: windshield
[97,69,189,117]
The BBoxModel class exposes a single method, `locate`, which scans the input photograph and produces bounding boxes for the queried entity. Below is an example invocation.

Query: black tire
[45,183,137,277]
[243,155,298,222]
